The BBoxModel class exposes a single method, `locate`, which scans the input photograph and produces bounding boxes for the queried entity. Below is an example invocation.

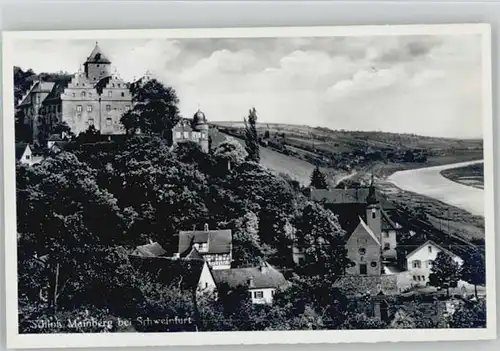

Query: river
[387,160,484,217]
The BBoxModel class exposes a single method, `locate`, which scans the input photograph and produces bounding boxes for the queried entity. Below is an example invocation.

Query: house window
[106,105,111,111]
[108,91,112,97]
[428,246,432,253]
[372,212,376,219]
[426,260,432,268]
[183,131,189,139]
[121,92,125,97]
[81,91,86,97]
[25,154,31,160]
[175,131,182,139]
[370,261,377,268]
[271,290,276,296]
[253,291,264,299]
[417,276,421,281]
[106,118,112,126]
[384,243,390,250]
[421,276,425,281]
[413,276,417,281]
[87,105,92,112]
[385,232,389,238]
[76,105,82,112]
[358,247,366,255]
[412,260,421,269]
[359,264,367,275]
[88,118,94,125]
[76,113,82,119]
[205,282,208,289]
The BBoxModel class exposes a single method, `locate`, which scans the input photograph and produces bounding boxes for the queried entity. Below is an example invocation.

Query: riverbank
[440,163,484,190]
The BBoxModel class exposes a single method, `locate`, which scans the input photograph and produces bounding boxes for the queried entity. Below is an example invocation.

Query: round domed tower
[193,108,209,153]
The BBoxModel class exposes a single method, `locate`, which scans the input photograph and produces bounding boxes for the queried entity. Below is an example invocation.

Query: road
[388,160,484,217]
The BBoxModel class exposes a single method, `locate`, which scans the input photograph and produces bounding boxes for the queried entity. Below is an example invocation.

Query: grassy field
[440,163,484,189]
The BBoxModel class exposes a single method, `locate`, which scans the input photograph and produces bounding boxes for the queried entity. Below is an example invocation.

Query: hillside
[211,121,483,176]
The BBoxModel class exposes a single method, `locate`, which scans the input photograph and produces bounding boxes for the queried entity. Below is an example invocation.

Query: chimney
[259,260,268,273]
[204,223,209,232]
[247,278,255,288]
[148,238,154,245]
[192,224,196,231]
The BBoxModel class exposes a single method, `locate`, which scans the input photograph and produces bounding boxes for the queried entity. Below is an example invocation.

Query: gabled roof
[18,81,55,106]
[42,78,72,104]
[15,143,29,161]
[333,275,398,297]
[85,43,111,64]
[211,263,288,290]
[406,240,461,261]
[348,217,381,246]
[178,229,232,256]
[132,242,168,257]
[185,247,204,260]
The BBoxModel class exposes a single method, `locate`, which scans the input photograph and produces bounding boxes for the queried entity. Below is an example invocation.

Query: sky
[12,34,484,139]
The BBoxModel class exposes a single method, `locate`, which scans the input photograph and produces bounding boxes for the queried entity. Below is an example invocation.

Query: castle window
[76,105,82,112]
[97,64,100,67]
[358,247,366,255]
[359,264,367,275]
[121,92,125,97]
[112,83,115,87]
[81,91,86,97]
[88,92,92,98]
[106,118,112,126]
[372,211,376,219]
[106,105,111,111]
[125,105,130,111]
[370,261,377,268]
[87,105,92,112]
[88,118,94,125]
[72,93,76,97]
[108,91,112,97]
[77,113,82,119]
[117,84,121,88]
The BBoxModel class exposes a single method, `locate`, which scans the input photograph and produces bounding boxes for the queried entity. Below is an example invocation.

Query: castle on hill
[17,42,210,153]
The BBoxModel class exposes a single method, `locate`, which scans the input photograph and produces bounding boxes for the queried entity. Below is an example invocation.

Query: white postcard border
[2,23,496,349]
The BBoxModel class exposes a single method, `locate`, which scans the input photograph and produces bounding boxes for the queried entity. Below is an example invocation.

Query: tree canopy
[244,108,260,163]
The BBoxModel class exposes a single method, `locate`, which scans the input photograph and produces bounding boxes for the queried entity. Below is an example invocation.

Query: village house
[345,217,382,276]
[177,224,232,270]
[130,241,217,295]
[15,143,43,165]
[211,261,289,305]
[406,240,464,287]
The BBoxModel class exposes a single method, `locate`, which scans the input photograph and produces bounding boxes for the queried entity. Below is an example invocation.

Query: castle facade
[17,42,132,144]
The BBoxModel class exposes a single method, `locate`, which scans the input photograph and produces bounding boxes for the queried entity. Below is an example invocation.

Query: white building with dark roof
[211,261,289,304]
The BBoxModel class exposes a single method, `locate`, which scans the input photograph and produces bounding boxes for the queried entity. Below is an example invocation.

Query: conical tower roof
[85,42,111,64]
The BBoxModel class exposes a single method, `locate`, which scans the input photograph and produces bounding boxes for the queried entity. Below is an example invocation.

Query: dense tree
[52,121,75,139]
[428,251,462,297]
[448,300,486,328]
[231,211,264,267]
[244,108,260,163]
[76,125,102,144]
[310,165,328,189]
[121,79,180,138]
[213,139,248,170]
[460,250,486,299]
[390,310,416,329]
[294,202,352,278]
[15,109,32,143]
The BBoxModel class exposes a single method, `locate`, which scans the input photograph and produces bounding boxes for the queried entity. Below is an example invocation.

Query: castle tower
[366,175,382,241]
[84,42,112,83]
[192,108,209,153]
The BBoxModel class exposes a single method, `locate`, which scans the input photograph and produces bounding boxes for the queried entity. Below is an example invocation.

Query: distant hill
[210,121,483,175]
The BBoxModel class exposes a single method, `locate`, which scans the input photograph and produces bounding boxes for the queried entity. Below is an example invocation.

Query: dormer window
[81,91,86,97]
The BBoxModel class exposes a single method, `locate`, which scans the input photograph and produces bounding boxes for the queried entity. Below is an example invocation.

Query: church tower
[366,175,382,242]
[84,42,112,83]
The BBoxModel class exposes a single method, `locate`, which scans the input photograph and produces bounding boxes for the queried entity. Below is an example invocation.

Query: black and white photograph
[1,24,496,348]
